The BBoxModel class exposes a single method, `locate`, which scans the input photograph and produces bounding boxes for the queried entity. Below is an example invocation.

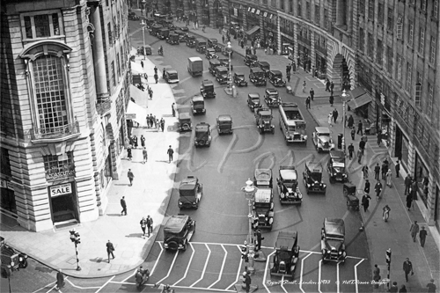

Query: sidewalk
[0,54,179,278]
[309,103,440,292]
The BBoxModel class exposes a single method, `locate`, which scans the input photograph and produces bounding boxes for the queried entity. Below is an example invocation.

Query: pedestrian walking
[140,217,147,238]
[310,88,315,100]
[389,281,398,292]
[362,165,369,179]
[140,135,145,148]
[375,180,383,199]
[348,115,354,128]
[154,66,157,74]
[127,169,134,186]
[361,193,371,212]
[419,226,427,247]
[402,258,413,282]
[172,103,176,117]
[399,285,407,292]
[357,120,363,135]
[427,279,437,293]
[410,221,420,242]
[325,79,330,91]
[395,160,400,178]
[292,62,296,73]
[383,204,391,221]
[120,196,127,215]
[154,73,158,84]
[287,72,291,82]
[148,87,153,99]
[132,135,138,148]
[364,179,370,194]
[357,149,363,164]
[302,80,306,93]
[146,215,153,237]
[328,113,333,127]
[141,60,144,68]
[373,264,381,287]
[56,269,65,291]
[377,132,382,146]
[106,240,115,263]
[305,96,311,109]
[167,145,174,163]
[254,229,264,251]
[160,118,165,132]
[359,139,366,154]
[329,94,334,107]
[142,147,148,164]
[351,127,356,141]
[330,81,334,92]
[222,34,225,43]
[348,143,354,159]
[332,108,338,123]
[127,146,132,161]
[386,169,392,187]
[404,175,412,195]
[381,160,388,180]
[406,193,414,211]
[374,163,380,180]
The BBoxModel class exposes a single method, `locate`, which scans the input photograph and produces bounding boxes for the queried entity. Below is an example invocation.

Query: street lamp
[242,178,257,274]
[140,20,146,60]
[341,89,348,153]
[224,42,235,96]
[69,229,81,271]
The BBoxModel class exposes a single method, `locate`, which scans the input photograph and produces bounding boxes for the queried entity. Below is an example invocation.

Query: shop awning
[348,87,366,99]
[126,100,147,126]
[347,93,372,109]
[246,26,260,36]
[131,61,145,75]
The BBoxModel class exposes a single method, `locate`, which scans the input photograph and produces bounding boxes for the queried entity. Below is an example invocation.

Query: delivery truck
[188,57,203,77]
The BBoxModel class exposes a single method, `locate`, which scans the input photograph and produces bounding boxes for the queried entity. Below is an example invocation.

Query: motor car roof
[254,168,272,183]
[164,214,190,234]
[255,189,272,202]
[248,93,260,99]
[324,218,345,236]
[195,122,210,131]
[192,95,204,102]
[279,166,297,180]
[270,70,282,75]
[216,66,228,72]
[166,69,178,74]
[259,110,272,116]
[330,150,345,159]
[251,67,264,73]
[246,54,258,59]
[179,176,198,191]
[178,112,191,120]
[206,48,216,52]
[217,114,232,122]
[265,88,278,94]
[209,59,221,65]
[208,38,218,42]
[196,38,206,42]
[235,72,245,77]
[275,231,298,251]
[160,28,169,31]
[315,127,331,134]
[259,61,270,66]
[152,24,163,28]
[202,79,214,86]
[305,161,323,172]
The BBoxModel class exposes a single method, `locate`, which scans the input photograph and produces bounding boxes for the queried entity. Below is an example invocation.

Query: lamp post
[140,20,146,60]
[341,89,348,153]
[242,178,257,274]
[224,41,235,96]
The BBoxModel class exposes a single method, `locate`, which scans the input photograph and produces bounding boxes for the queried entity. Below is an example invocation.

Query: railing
[29,121,80,141]
[297,34,311,46]
[46,167,75,181]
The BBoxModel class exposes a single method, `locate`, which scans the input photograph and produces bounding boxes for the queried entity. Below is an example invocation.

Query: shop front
[435,185,440,232]
[262,12,277,46]
[201,0,210,26]
[414,152,430,207]
[48,182,79,224]
[246,7,260,36]
[314,34,327,78]
[279,18,294,56]
[346,87,371,119]
[229,3,244,29]
[375,90,392,145]
[394,125,410,170]
[0,179,16,217]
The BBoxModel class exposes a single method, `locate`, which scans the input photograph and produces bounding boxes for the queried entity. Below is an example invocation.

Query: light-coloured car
[312,127,335,153]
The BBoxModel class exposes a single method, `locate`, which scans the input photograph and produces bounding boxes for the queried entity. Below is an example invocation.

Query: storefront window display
[414,152,429,207]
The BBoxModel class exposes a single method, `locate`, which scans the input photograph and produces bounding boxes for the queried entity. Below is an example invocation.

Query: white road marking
[66,277,102,289]
[31,281,57,293]
[318,259,323,293]
[156,249,180,285]
[45,283,58,293]
[226,246,244,291]
[150,241,164,276]
[172,243,195,286]
[94,276,115,293]
[280,275,288,293]
[336,261,340,293]
[208,244,228,289]
[189,243,212,287]
[263,250,276,293]
[354,258,365,293]
[173,285,236,292]
[299,252,313,293]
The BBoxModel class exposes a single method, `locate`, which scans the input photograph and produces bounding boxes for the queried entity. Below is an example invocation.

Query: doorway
[49,183,78,224]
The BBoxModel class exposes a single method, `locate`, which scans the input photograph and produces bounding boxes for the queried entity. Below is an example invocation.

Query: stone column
[196,0,203,25]
[277,14,281,55]
[310,30,316,69]
[293,23,299,62]
[170,0,177,15]
[90,4,109,102]
[183,0,190,16]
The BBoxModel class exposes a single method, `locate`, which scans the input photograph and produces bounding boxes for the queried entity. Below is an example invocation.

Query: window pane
[34,14,50,38]
[24,16,32,38]
[52,13,60,35]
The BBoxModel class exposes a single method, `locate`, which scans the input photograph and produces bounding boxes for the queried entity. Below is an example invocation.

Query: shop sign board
[50,183,72,198]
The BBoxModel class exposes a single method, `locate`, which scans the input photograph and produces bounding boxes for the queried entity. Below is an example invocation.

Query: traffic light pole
[386,248,391,290]
[74,242,81,271]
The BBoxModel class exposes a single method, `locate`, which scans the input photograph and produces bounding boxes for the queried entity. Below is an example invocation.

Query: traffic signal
[69,229,80,244]
[241,242,249,262]
[74,231,81,244]
[385,248,392,264]
[69,229,76,242]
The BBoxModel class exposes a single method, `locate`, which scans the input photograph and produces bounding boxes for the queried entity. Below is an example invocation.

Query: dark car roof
[192,95,204,102]
[209,59,221,65]
[246,54,258,59]
[305,161,323,172]
[270,70,282,75]
[235,72,245,77]
[330,150,345,159]
[206,48,216,52]
[275,231,298,251]
[265,88,278,94]
[202,79,214,86]
[179,176,198,191]
[259,61,270,66]
[196,38,206,42]
[324,218,345,236]
[216,66,228,72]
[160,28,169,31]
[195,122,210,131]
[209,38,218,42]
[217,114,232,122]
[251,67,264,73]
[279,166,297,180]
[248,93,260,99]
[164,215,190,234]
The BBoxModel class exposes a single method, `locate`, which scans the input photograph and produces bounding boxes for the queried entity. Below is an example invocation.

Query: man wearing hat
[254,229,264,251]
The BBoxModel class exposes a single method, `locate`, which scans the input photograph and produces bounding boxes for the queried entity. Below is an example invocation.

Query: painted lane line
[208,244,228,289]
[150,242,164,276]
[32,281,57,293]
[94,276,115,293]
[318,259,323,293]
[226,245,244,291]
[263,250,276,293]
[280,275,288,293]
[299,252,313,293]
[173,285,235,292]
[189,243,212,287]
[64,277,102,290]
[354,258,365,293]
[44,284,57,293]
[336,261,340,293]
[156,249,180,285]
[346,255,367,260]
[173,243,195,286]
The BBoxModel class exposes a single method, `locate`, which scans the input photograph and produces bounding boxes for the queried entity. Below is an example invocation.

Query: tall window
[396,15,403,39]
[116,53,121,78]
[368,0,374,20]
[367,33,374,58]
[44,152,75,180]
[378,3,384,24]
[434,0,439,19]
[289,0,293,13]
[421,0,427,12]
[427,83,434,119]
[21,11,62,39]
[387,7,393,31]
[387,46,393,74]
[111,61,116,86]
[306,2,311,19]
[107,22,113,46]
[405,62,412,92]
[298,0,302,17]
[408,20,414,47]
[377,39,383,66]
[360,0,365,15]
[359,28,365,52]
[324,9,329,29]
[430,36,437,64]
[315,5,320,23]
[415,72,422,107]
[418,27,425,54]
[34,55,68,132]
[0,148,12,177]
[396,54,402,83]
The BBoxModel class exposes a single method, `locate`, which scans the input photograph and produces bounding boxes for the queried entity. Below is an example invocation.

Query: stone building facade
[162,0,440,231]
[0,0,131,231]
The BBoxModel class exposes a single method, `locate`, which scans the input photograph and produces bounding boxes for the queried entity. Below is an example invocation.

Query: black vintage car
[205,48,217,59]
[149,24,163,36]
[258,61,271,77]
[191,95,206,115]
[216,114,233,135]
[163,69,179,84]
[178,176,203,209]
[137,45,152,56]
[207,38,222,52]
[186,35,197,47]
[268,70,286,87]
[174,30,187,42]
[270,231,300,279]
[277,166,303,204]
[208,59,221,76]
[255,108,275,134]
[233,72,248,87]
[247,93,261,111]
[177,112,192,132]
[249,67,267,86]
[244,54,258,67]
[321,218,346,263]
[194,122,212,147]
[178,25,189,32]
[163,214,195,251]
[252,169,275,230]
[128,11,140,20]
[195,38,207,53]
[200,79,216,98]
[264,88,280,108]
[327,150,348,183]
[215,66,229,84]
[157,28,170,40]
[166,32,179,45]
[303,161,327,194]
[218,56,233,71]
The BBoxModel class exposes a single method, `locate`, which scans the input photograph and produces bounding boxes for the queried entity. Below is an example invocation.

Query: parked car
[303,161,327,194]
[194,122,212,147]
[137,45,152,55]
[252,169,275,230]
[255,108,275,134]
[218,56,233,71]
[195,38,207,53]
[178,176,203,209]
[321,218,346,263]
[264,88,280,107]
[244,54,258,67]
[157,28,170,39]
[186,35,197,47]
[178,25,189,32]
[200,79,216,98]
[191,95,205,115]
[216,114,233,135]
[312,127,335,153]
[149,24,163,36]
[247,93,261,111]
[268,70,286,87]
[163,215,195,251]
[177,112,192,132]
[233,72,248,87]
[270,232,300,279]
[327,150,348,183]
[205,48,217,59]
[258,61,270,77]
[249,67,266,86]
[164,69,179,84]
[208,59,221,76]
[215,66,229,84]
[207,38,222,52]
[166,32,180,45]
[277,166,302,204]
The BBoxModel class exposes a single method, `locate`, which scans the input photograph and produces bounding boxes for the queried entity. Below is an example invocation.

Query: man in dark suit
[120,196,127,216]
[106,240,115,263]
